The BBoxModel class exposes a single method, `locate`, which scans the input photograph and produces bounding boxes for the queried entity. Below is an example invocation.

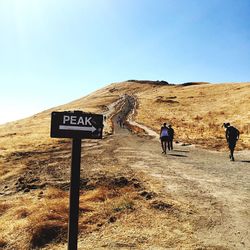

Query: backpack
[161,127,168,137]
[227,126,239,140]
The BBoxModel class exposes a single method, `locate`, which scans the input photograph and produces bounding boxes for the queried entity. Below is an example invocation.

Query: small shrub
[30,222,66,248]
[150,200,173,211]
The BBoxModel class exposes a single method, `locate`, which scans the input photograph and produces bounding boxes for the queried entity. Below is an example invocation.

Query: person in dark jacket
[168,125,174,150]
[223,123,240,161]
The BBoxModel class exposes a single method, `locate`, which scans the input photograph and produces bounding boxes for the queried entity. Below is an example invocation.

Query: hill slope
[130,81,250,149]
[0,81,249,249]
[1,81,249,158]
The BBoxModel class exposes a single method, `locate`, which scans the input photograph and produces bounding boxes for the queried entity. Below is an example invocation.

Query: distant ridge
[180,82,210,86]
[126,80,170,85]
[126,80,211,86]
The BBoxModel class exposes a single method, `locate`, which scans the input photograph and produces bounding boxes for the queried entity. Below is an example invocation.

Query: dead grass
[100,81,249,150]
[0,80,249,249]
[0,84,120,158]
[0,202,10,215]
[0,189,68,249]
[132,82,250,150]
[125,121,146,135]
[2,81,248,160]
[0,170,199,249]
[0,176,163,249]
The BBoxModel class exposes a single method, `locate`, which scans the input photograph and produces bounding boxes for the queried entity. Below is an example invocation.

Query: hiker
[223,123,240,161]
[168,125,174,150]
[117,116,123,128]
[117,116,122,127]
[119,117,123,128]
[117,116,120,125]
[160,123,169,154]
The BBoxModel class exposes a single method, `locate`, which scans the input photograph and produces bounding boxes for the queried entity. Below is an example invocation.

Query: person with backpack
[160,123,169,154]
[223,123,240,161]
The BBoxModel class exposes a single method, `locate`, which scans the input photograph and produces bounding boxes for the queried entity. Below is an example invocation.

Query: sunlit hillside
[106,80,250,150]
[1,81,249,158]
[129,81,250,149]
[0,80,249,249]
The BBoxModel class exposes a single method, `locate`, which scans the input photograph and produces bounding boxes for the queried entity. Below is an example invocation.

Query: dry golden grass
[0,85,118,156]
[1,81,249,159]
[0,188,68,249]
[0,80,249,249]
[3,81,247,168]
[1,178,174,249]
[0,85,121,187]
[110,81,250,150]
[134,82,250,150]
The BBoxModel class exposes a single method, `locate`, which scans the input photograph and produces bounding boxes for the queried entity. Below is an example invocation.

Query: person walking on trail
[223,123,240,161]
[160,123,169,154]
[168,125,174,150]
[117,116,120,125]
[117,116,123,128]
[119,117,123,128]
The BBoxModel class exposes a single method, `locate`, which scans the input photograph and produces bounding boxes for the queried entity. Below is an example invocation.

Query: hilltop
[0,80,249,249]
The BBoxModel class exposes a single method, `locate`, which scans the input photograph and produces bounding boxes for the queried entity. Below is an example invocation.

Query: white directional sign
[51,111,103,139]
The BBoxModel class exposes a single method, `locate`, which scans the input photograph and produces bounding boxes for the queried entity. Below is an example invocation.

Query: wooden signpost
[51,111,103,250]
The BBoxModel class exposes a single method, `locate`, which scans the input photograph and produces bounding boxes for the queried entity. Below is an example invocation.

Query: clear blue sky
[0,0,250,124]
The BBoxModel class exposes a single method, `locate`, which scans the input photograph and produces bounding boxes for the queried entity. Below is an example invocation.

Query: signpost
[51,111,103,250]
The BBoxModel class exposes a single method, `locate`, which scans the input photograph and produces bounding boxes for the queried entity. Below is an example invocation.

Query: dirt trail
[100,95,250,249]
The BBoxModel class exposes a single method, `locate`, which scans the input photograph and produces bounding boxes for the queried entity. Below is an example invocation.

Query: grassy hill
[1,80,249,159]
[126,81,250,149]
[102,80,250,149]
[0,80,249,249]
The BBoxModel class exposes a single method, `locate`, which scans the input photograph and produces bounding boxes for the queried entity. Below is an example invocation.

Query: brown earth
[0,81,249,249]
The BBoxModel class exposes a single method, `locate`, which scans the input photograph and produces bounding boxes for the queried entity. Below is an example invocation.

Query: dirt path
[97,96,250,249]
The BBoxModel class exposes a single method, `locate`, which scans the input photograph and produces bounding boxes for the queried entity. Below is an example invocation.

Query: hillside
[0,81,249,249]
[120,81,250,149]
[1,81,249,157]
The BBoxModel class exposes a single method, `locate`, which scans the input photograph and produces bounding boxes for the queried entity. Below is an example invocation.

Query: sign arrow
[59,125,97,132]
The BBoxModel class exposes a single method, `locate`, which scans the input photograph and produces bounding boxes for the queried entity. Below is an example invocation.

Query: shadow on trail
[240,160,250,163]
[168,153,188,158]
[173,150,189,153]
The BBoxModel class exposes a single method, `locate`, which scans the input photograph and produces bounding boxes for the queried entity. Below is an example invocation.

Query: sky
[0,0,250,124]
